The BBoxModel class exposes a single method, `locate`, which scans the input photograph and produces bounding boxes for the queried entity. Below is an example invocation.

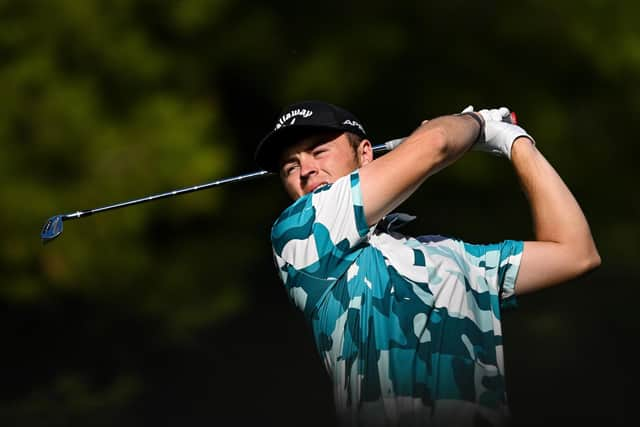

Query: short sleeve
[462,239,524,309]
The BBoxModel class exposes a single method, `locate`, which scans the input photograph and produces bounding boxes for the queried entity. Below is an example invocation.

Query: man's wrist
[510,136,536,160]
[458,112,484,143]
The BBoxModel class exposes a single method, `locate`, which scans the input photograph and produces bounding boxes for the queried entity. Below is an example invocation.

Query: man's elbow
[576,245,602,276]
[587,249,602,271]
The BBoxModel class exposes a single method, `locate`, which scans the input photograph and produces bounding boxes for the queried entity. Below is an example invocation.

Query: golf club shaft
[59,169,274,221]
[55,138,405,222]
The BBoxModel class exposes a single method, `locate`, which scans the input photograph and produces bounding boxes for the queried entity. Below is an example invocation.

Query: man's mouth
[307,182,328,193]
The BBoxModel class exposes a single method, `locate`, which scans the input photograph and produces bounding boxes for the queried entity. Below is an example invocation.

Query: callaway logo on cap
[254,100,368,172]
[275,108,314,129]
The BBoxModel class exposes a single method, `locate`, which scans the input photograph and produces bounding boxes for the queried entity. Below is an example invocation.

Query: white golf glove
[461,105,535,159]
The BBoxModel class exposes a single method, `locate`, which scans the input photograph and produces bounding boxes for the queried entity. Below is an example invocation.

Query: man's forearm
[359,113,482,225]
[416,112,482,161]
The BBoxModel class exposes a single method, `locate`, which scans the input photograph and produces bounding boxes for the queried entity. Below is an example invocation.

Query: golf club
[40,137,406,244]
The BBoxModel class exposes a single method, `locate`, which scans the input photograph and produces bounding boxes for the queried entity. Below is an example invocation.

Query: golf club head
[41,215,64,243]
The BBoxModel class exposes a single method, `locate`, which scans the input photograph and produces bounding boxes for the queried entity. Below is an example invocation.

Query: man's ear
[359,139,374,165]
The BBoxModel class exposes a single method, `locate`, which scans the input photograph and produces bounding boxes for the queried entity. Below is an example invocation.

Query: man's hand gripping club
[461,105,535,159]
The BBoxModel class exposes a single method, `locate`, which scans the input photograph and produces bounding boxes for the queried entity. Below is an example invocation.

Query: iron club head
[41,215,64,244]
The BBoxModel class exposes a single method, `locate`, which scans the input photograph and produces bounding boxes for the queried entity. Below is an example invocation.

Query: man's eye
[313,148,327,156]
[284,165,298,176]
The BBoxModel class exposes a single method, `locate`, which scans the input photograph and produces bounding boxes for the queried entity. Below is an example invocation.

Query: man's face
[279,132,370,200]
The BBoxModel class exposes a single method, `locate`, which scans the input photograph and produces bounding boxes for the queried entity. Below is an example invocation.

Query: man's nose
[299,155,318,177]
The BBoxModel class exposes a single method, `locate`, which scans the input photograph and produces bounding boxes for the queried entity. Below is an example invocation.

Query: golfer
[254,100,600,427]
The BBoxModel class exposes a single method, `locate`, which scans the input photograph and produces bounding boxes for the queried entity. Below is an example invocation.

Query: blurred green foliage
[0,0,638,425]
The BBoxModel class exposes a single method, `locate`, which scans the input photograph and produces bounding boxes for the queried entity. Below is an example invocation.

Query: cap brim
[254,125,345,172]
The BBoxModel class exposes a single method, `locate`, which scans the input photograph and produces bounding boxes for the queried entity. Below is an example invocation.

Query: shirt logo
[275,108,313,130]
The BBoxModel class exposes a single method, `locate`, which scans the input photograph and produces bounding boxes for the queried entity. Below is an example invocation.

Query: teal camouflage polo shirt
[271,170,523,427]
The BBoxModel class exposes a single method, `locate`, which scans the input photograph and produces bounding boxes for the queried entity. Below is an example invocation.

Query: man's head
[254,100,373,200]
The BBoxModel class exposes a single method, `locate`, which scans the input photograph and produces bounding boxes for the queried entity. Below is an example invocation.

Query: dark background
[1,1,637,426]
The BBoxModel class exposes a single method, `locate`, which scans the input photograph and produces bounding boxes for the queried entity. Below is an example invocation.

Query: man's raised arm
[510,137,601,294]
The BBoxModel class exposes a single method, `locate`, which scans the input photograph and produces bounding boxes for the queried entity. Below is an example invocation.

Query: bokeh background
[1,1,637,426]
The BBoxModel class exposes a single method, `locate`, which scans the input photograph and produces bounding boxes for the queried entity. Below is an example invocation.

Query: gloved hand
[461,105,535,159]
[462,105,512,123]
